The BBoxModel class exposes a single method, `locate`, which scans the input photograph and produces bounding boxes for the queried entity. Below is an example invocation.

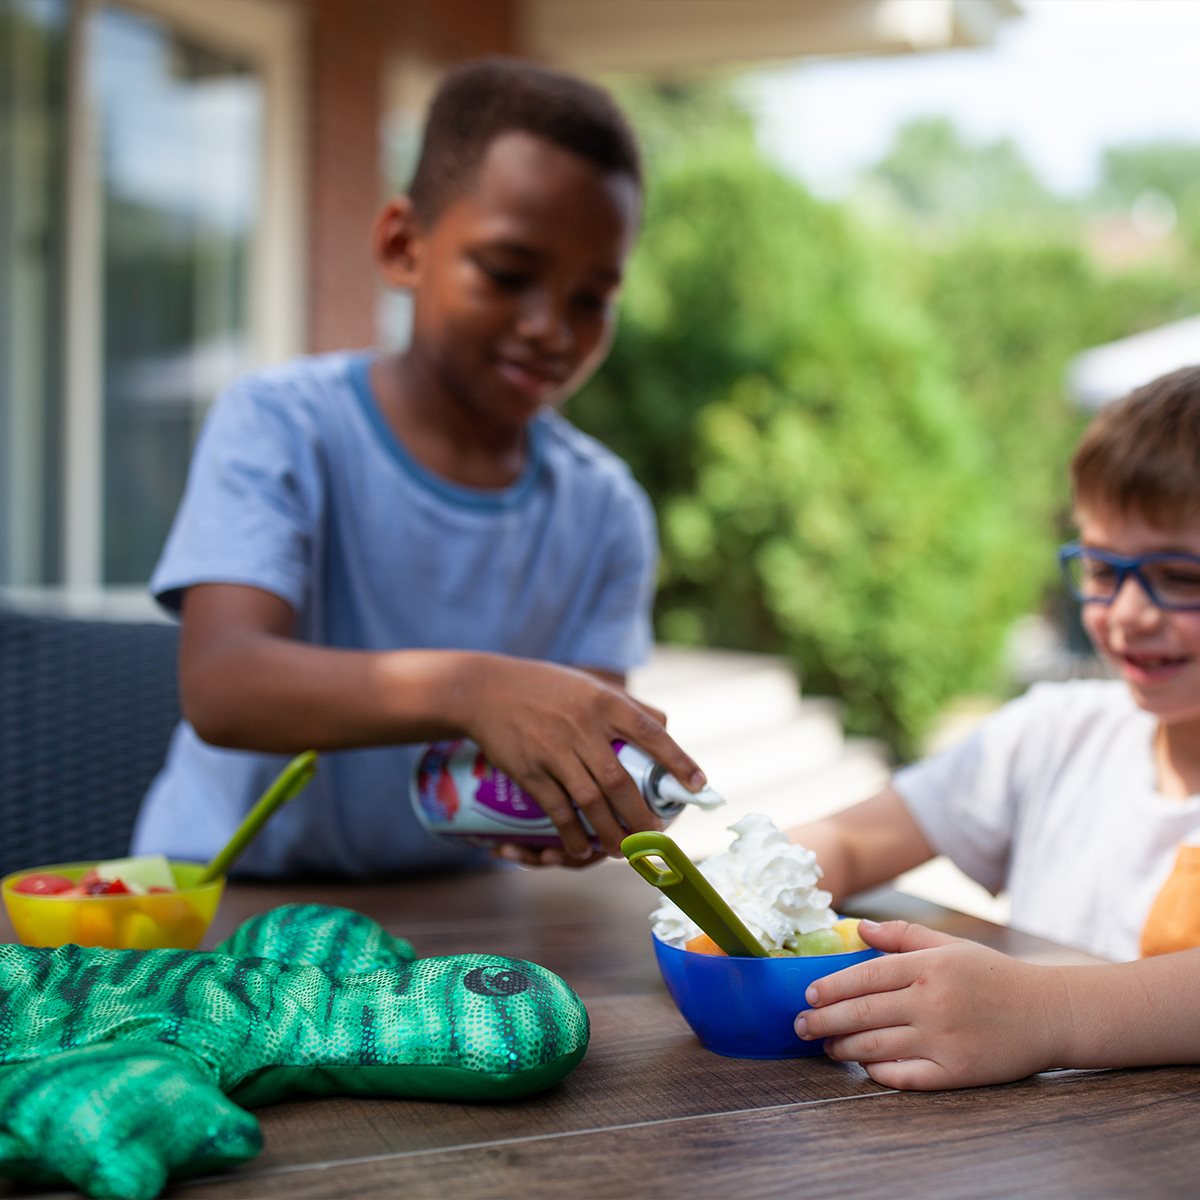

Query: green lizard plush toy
[0,903,590,1200]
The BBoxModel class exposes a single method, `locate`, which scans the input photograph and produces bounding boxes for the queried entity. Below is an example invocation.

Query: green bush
[571,100,1198,756]
[573,145,1012,752]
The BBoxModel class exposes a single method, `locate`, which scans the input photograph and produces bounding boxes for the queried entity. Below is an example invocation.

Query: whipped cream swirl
[650,814,835,950]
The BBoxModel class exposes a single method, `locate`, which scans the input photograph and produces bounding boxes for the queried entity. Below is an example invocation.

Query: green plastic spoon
[196,751,318,884]
[620,830,768,957]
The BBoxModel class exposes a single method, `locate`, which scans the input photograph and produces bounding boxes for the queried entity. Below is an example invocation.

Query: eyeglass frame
[1057,541,1200,612]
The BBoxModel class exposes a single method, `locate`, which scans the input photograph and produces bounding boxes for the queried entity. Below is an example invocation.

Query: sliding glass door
[94,3,261,583]
[0,0,69,586]
[0,0,301,594]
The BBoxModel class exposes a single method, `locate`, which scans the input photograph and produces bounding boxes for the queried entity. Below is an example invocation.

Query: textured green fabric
[0,903,589,1199]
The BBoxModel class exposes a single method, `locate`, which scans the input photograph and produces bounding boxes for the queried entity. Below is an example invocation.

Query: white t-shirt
[894,680,1200,961]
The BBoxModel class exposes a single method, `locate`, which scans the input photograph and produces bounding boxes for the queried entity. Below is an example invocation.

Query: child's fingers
[821,1025,923,1066]
[493,843,606,869]
[520,771,595,861]
[611,707,707,794]
[493,844,566,868]
[570,745,659,856]
[553,848,608,870]
[856,919,959,956]
[795,988,912,1043]
[629,697,668,726]
[861,1057,951,1092]
[804,947,921,1008]
[494,844,539,866]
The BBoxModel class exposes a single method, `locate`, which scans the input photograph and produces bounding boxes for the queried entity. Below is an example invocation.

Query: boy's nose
[516,294,572,352]
[1109,574,1162,627]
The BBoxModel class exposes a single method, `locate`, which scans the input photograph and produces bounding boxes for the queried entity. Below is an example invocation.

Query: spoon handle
[197,751,318,883]
[621,831,767,957]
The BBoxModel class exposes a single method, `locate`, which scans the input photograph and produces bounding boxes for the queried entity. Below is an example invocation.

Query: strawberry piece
[83,877,131,896]
[10,873,76,896]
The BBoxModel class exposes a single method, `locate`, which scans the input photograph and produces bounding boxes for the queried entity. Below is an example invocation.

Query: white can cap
[655,775,726,810]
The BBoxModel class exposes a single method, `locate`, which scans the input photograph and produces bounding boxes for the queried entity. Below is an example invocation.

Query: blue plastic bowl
[652,934,882,1059]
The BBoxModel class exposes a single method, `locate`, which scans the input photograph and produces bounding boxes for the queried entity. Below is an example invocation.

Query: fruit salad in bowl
[647,815,881,1058]
[2,854,223,949]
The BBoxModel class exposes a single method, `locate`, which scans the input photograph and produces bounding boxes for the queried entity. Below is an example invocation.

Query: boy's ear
[371,197,424,288]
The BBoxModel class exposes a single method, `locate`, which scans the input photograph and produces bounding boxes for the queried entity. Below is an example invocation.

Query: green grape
[784,929,846,956]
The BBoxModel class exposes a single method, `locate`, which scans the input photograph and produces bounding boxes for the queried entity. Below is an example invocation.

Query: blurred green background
[571,83,1200,757]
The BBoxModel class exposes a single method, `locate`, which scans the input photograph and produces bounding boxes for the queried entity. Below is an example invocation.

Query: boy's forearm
[183,635,480,752]
[785,819,857,902]
[786,785,936,904]
[1050,951,1200,1070]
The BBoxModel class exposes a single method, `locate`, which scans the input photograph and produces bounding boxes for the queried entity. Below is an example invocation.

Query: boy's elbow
[179,666,252,749]
[182,693,243,748]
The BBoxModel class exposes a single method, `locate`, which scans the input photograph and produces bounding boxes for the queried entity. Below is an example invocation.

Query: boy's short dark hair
[407,57,642,223]
[1071,364,1200,524]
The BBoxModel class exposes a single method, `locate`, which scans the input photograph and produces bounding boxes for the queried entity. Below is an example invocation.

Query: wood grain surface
[3,860,1197,1199]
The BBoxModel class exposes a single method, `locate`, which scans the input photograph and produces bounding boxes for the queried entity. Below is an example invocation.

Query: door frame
[62,0,306,591]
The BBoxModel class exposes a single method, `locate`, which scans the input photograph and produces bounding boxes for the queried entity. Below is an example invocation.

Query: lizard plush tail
[0,1042,260,1200]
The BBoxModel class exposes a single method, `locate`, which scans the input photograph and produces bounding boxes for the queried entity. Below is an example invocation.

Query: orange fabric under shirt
[1140,844,1200,957]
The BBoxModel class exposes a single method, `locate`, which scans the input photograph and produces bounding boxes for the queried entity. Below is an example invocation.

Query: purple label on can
[413,739,653,848]
[414,739,562,841]
[473,768,544,821]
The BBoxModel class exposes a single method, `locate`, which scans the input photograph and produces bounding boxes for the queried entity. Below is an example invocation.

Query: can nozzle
[613,742,726,817]
[655,773,726,811]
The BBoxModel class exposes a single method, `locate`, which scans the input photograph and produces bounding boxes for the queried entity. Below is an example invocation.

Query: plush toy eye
[463,966,532,996]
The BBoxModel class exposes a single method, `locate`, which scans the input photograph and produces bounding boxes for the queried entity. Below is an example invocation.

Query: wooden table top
[3,861,1198,1199]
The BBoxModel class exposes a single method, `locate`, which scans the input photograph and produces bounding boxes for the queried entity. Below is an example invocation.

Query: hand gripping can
[411,738,724,849]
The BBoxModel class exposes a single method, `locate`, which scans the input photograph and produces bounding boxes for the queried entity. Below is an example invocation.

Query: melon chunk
[95,853,175,894]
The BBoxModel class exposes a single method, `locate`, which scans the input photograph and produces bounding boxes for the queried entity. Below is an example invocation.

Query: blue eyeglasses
[1058,542,1200,612]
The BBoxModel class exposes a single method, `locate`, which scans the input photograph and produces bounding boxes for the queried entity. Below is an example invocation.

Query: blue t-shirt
[132,351,658,878]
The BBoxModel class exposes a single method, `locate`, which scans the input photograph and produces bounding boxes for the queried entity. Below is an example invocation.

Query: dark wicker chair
[0,606,181,878]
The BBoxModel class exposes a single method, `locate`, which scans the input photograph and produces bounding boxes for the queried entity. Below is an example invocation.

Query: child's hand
[460,655,707,861]
[795,920,1069,1090]
[492,843,608,870]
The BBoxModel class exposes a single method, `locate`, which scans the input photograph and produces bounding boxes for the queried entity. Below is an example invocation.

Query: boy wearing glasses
[786,365,1200,1089]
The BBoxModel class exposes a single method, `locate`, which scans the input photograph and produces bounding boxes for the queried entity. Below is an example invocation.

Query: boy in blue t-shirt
[132,58,707,879]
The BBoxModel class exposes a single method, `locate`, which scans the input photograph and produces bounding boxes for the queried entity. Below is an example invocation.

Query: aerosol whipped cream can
[411,738,724,848]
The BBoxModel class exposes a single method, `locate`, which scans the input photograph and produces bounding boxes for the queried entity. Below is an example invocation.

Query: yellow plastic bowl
[1,861,224,950]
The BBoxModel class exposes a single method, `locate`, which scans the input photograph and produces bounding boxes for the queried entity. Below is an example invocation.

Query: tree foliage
[572,89,1199,755]
[866,116,1062,225]
[1096,140,1200,250]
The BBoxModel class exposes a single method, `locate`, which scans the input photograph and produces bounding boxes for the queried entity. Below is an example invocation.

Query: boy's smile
[1078,507,1200,727]
[374,130,640,486]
